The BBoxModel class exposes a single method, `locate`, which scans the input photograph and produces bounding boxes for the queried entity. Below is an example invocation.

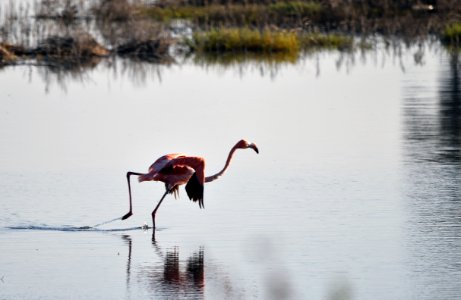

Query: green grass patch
[441,23,461,46]
[188,28,299,53]
[299,33,353,49]
[187,28,355,55]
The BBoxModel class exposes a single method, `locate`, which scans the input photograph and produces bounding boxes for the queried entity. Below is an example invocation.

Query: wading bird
[122,139,259,229]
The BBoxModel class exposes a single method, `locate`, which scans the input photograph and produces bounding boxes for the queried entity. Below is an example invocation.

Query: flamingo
[122,139,259,229]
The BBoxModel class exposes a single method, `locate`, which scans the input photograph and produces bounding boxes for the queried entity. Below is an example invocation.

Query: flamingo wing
[163,156,205,208]
[185,172,204,208]
[159,164,195,198]
[149,153,185,173]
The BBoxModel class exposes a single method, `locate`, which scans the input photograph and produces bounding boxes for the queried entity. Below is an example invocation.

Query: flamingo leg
[122,171,145,220]
[152,189,170,230]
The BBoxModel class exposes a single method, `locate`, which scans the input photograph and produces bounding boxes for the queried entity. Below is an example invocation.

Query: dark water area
[1,14,461,298]
[401,49,461,299]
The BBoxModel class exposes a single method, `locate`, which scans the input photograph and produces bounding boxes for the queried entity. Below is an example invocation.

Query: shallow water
[1,42,460,300]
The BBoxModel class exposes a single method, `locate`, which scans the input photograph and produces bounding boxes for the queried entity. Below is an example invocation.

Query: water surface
[1,42,460,299]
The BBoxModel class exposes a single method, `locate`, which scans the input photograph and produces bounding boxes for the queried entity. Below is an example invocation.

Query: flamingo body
[140,154,193,188]
[139,153,205,204]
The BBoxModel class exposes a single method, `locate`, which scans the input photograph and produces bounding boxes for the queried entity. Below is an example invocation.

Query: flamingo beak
[249,143,259,154]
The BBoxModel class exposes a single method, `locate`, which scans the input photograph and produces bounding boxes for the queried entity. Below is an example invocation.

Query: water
[1,42,460,299]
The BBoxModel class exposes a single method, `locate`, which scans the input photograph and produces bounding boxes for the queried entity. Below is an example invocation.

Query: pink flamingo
[122,139,259,229]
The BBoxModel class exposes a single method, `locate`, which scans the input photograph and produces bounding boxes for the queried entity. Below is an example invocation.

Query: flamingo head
[236,139,259,154]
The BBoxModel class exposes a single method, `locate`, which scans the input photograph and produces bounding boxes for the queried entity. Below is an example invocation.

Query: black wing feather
[185,172,204,208]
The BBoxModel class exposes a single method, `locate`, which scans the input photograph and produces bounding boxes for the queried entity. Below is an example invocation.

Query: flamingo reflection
[161,245,205,290]
[122,235,205,298]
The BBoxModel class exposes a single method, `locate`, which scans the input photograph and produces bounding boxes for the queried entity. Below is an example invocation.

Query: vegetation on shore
[0,33,171,68]
[145,0,461,35]
[3,0,461,69]
[142,0,461,53]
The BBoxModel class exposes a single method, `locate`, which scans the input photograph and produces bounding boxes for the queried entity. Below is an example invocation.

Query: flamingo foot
[122,211,133,220]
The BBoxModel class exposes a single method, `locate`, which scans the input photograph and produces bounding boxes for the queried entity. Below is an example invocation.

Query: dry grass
[0,43,17,64]
[91,0,142,22]
[35,33,110,57]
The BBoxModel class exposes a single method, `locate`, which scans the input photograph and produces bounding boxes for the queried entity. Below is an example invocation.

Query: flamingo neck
[205,145,239,183]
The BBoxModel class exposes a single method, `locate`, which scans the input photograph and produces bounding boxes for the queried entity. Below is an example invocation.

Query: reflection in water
[190,51,298,79]
[25,57,169,92]
[122,235,205,299]
[403,48,461,164]
[402,47,461,299]
[438,51,461,163]
[122,235,132,289]
[35,56,105,93]
[159,245,205,291]
[150,242,205,298]
[8,41,434,93]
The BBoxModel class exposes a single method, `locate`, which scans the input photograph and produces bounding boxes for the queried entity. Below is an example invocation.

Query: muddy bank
[1,33,172,68]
